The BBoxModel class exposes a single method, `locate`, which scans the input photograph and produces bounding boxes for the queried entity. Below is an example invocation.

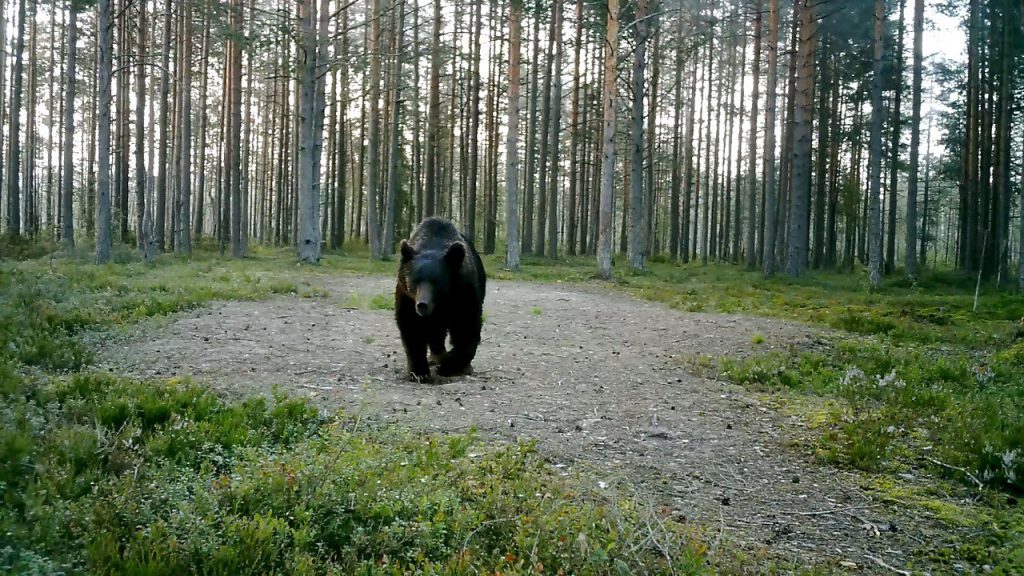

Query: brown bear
[395,217,486,382]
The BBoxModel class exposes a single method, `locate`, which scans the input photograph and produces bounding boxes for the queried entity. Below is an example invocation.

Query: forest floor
[99,271,984,573]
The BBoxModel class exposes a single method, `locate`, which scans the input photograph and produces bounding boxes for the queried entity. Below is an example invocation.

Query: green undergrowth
[0,373,702,575]
[0,247,705,574]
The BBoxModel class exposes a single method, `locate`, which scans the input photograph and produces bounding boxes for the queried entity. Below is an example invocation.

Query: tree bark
[597,0,619,279]
[868,0,886,288]
[784,0,816,277]
[176,0,193,254]
[229,0,243,257]
[96,0,113,263]
[5,0,26,236]
[745,6,762,269]
[364,0,383,259]
[62,7,79,249]
[761,0,779,277]
[383,0,406,255]
[424,0,441,218]
[505,0,523,271]
[546,0,564,258]
[905,0,923,278]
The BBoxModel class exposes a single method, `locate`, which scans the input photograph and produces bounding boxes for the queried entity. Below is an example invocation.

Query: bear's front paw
[408,369,433,383]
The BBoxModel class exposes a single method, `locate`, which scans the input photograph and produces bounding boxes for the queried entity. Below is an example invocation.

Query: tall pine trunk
[905,0,923,278]
[96,0,113,263]
[546,0,563,258]
[62,8,78,249]
[6,0,26,236]
[784,0,816,277]
[868,0,886,288]
[505,0,523,271]
[597,0,619,279]
[761,0,779,277]
[745,6,762,269]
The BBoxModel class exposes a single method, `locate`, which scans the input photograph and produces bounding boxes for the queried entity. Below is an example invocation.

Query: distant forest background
[0,0,1020,288]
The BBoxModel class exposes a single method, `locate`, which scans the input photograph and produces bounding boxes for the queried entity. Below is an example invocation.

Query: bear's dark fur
[395,217,486,382]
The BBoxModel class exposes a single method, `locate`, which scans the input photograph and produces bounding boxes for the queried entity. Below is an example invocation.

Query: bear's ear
[400,240,415,262]
[445,242,466,269]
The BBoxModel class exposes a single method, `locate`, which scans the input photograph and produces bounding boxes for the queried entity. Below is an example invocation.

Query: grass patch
[0,373,703,575]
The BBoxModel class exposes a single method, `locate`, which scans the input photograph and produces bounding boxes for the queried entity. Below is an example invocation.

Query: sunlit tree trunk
[597,0,619,279]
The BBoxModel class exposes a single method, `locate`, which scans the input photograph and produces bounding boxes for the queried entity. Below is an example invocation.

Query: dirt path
[100,274,943,572]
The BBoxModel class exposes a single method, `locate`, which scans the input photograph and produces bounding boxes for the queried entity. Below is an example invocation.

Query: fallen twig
[298,383,334,391]
[922,456,985,490]
[864,554,911,576]
[783,504,878,517]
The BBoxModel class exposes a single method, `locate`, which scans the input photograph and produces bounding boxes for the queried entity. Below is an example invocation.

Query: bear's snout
[416,301,432,316]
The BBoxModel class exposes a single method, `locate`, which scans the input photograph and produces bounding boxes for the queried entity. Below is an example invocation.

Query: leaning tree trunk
[761,0,779,277]
[627,0,649,270]
[505,0,523,271]
[784,0,816,277]
[96,0,113,263]
[905,0,923,278]
[597,0,619,279]
[62,7,78,249]
[868,0,886,289]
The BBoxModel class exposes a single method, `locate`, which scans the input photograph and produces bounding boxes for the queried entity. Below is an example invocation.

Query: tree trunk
[669,15,683,260]
[905,0,923,278]
[535,4,555,256]
[364,0,383,259]
[297,0,322,261]
[383,0,406,255]
[6,0,26,236]
[424,0,441,218]
[868,0,886,288]
[597,0,619,279]
[745,6,762,269]
[566,0,583,255]
[761,0,779,277]
[176,1,193,254]
[784,0,816,277]
[505,0,523,271]
[96,0,113,263]
[229,0,243,257]
[885,0,905,274]
[546,0,564,259]
[62,8,78,249]
[155,0,172,250]
[194,18,210,240]
[136,0,151,257]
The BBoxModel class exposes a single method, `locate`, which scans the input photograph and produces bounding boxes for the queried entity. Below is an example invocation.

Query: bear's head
[399,240,466,317]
